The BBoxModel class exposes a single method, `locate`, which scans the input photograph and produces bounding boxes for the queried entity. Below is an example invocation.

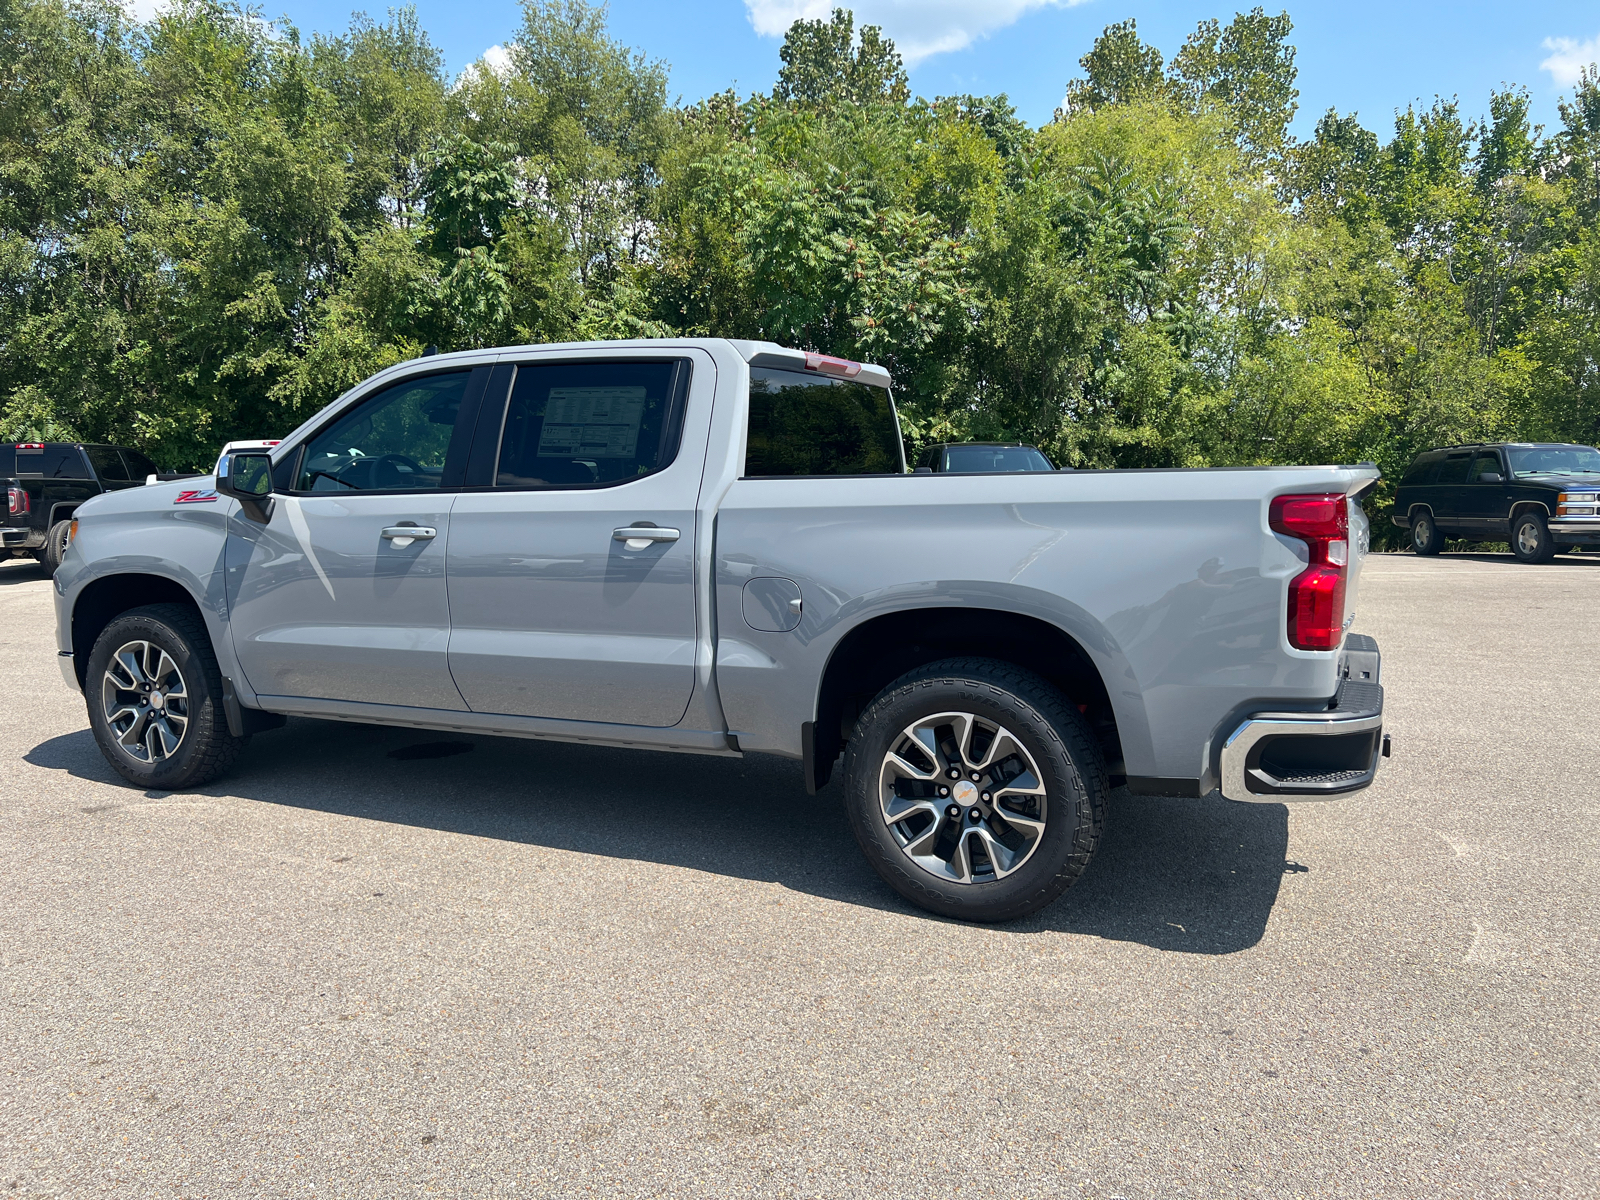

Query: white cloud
[1540,34,1600,88]
[745,0,1088,68]
[124,0,169,22]
[482,43,515,77]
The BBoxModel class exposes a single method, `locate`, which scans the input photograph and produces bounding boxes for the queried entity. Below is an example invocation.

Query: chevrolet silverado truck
[52,339,1388,921]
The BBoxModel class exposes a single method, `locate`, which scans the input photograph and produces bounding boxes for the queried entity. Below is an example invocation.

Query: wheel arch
[806,605,1133,794]
[1510,500,1551,521]
[70,573,206,690]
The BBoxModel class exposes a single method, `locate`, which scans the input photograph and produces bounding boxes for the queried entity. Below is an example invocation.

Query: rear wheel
[1511,512,1556,564]
[841,658,1106,922]
[1410,512,1443,556]
[41,519,72,574]
[85,603,247,789]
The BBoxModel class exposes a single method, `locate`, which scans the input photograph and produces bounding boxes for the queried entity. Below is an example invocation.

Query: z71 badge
[173,489,219,504]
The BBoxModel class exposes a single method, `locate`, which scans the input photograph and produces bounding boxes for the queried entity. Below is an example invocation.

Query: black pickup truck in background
[2,442,188,573]
[1390,442,1600,563]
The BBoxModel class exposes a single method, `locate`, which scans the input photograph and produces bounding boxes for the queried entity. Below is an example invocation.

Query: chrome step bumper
[1220,635,1388,803]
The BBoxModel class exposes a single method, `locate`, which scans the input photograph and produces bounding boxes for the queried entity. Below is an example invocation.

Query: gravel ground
[0,550,1595,1199]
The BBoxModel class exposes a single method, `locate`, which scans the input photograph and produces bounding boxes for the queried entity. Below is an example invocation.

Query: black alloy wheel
[840,657,1106,922]
[85,603,248,789]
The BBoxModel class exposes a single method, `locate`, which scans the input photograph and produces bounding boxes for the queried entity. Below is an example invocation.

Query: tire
[1510,511,1556,564]
[1410,511,1443,556]
[85,603,247,789]
[841,657,1107,922]
[42,519,72,574]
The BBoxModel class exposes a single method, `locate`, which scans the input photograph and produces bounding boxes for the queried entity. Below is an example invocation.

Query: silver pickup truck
[53,339,1387,921]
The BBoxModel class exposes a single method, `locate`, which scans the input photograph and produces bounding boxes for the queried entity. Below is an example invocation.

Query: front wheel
[1410,512,1443,556]
[85,603,247,789]
[1511,512,1556,564]
[841,658,1107,922]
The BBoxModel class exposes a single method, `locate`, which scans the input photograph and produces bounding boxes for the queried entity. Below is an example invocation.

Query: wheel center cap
[952,780,979,806]
[150,691,165,711]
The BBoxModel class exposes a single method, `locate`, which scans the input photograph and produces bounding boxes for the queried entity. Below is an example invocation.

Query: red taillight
[6,485,27,515]
[804,352,862,378]
[1270,493,1349,651]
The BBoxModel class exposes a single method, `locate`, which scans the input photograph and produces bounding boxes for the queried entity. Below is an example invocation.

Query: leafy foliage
[1,0,1597,541]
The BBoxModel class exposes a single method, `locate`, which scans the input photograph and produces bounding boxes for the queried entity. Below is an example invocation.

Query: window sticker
[535,387,647,459]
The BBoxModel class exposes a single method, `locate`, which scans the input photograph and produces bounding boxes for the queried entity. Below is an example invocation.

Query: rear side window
[1435,454,1472,485]
[122,449,159,478]
[87,447,131,481]
[495,359,688,488]
[1399,456,1438,486]
[744,368,903,477]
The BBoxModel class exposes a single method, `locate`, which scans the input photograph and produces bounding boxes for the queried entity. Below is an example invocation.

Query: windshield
[942,445,1054,472]
[1507,446,1600,477]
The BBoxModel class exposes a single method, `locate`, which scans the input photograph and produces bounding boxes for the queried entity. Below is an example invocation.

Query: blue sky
[248,0,1600,140]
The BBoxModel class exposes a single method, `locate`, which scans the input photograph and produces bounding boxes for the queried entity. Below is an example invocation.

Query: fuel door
[742,576,802,632]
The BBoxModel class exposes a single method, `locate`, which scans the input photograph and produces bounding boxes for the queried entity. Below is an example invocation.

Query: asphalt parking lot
[1,550,1596,1199]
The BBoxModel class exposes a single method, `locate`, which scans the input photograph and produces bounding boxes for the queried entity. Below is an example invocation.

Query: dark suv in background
[1390,442,1600,563]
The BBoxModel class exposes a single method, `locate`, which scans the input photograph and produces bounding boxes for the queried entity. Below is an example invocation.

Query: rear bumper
[1220,634,1388,803]
[2,526,43,549]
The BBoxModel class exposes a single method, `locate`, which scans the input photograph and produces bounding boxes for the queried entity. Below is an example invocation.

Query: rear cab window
[744,368,903,477]
[13,445,90,479]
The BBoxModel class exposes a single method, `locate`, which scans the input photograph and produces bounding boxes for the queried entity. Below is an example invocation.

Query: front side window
[1467,451,1503,482]
[744,368,903,477]
[1507,446,1600,477]
[296,371,470,492]
[495,359,687,488]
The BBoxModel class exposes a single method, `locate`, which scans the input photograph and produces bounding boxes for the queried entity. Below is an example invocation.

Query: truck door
[445,351,710,727]
[1428,451,1473,531]
[1462,449,1509,534]
[226,368,484,710]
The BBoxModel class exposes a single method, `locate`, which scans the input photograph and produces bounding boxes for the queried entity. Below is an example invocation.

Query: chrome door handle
[381,525,437,548]
[613,525,680,550]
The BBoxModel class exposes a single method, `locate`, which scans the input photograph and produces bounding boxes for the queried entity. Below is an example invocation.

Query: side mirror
[912,466,934,474]
[217,451,275,522]
[1478,472,1503,483]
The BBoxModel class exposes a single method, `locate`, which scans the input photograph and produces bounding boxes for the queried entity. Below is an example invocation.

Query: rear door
[445,350,710,727]
[84,446,144,494]
[1428,451,1473,531]
[226,368,485,710]
[1462,448,1509,534]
